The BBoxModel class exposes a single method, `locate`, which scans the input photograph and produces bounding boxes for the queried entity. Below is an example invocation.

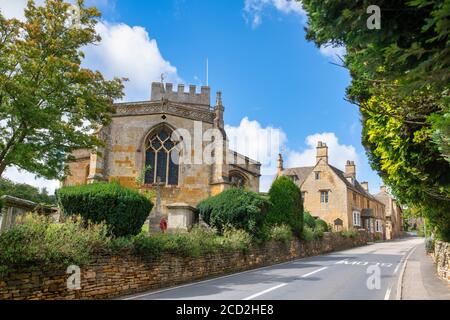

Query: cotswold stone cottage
[375,186,404,240]
[64,82,261,221]
[277,142,386,238]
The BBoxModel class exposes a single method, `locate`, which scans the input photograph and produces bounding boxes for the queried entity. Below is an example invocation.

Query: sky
[0,0,383,194]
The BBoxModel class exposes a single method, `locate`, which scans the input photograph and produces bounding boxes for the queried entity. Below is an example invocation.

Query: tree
[267,176,304,236]
[301,0,450,241]
[0,177,56,204]
[0,0,124,180]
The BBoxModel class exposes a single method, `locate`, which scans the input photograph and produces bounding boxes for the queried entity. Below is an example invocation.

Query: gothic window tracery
[145,127,179,186]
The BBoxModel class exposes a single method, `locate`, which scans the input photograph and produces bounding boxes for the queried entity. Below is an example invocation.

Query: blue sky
[1,0,383,194]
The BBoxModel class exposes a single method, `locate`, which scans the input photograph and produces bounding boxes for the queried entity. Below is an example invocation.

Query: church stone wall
[105,113,216,214]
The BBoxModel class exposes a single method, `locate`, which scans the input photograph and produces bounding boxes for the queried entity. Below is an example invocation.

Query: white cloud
[244,0,306,28]
[319,44,347,63]
[0,0,181,190]
[225,121,361,192]
[225,117,287,192]
[83,21,181,102]
[286,132,358,172]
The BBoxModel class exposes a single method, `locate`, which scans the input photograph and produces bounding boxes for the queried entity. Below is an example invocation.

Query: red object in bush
[160,218,168,232]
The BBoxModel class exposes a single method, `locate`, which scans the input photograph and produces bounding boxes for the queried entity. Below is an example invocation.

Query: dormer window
[315,172,321,180]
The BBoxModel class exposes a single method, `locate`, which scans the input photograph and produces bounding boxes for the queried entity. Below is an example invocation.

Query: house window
[375,220,383,233]
[301,192,306,202]
[353,192,357,203]
[320,191,329,203]
[145,127,179,186]
[315,172,321,180]
[353,211,361,227]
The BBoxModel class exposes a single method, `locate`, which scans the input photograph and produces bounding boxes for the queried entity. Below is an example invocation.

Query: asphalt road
[123,237,424,300]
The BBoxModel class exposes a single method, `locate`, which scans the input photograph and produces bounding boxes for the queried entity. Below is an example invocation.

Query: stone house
[277,142,386,238]
[64,82,261,226]
[374,186,404,239]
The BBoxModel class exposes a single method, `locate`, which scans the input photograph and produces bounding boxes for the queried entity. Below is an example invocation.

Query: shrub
[304,212,316,229]
[57,182,153,237]
[0,214,109,275]
[315,219,329,232]
[267,176,303,236]
[301,226,314,242]
[221,227,253,252]
[313,228,325,239]
[341,229,359,239]
[132,226,252,257]
[266,224,293,244]
[197,188,269,237]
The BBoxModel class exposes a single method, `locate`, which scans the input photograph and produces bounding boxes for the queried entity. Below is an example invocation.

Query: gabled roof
[328,165,382,203]
[281,163,384,206]
[281,167,315,186]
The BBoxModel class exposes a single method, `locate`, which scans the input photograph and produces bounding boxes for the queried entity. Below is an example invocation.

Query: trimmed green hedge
[57,182,153,237]
[267,176,304,236]
[197,188,269,237]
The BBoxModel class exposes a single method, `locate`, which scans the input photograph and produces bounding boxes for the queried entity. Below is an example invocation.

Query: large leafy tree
[301,0,450,240]
[0,177,56,205]
[0,0,124,180]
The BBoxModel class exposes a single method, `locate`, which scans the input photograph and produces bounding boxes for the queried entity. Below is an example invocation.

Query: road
[123,237,424,300]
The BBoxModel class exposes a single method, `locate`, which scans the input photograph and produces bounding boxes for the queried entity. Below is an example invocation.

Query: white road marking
[242,283,288,301]
[301,267,328,278]
[393,263,401,275]
[384,287,392,300]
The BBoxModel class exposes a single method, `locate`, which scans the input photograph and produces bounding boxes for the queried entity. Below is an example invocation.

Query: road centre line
[384,286,392,300]
[242,283,288,301]
[301,267,328,278]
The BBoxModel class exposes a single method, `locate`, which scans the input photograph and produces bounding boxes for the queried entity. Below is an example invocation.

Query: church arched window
[229,172,247,188]
[145,127,179,186]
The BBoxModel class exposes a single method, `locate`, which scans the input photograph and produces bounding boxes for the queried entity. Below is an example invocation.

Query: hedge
[267,176,304,236]
[57,182,153,237]
[197,188,269,237]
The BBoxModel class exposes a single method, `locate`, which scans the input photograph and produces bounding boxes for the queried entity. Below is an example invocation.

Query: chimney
[380,185,387,193]
[345,161,356,179]
[316,142,328,164]
[277,154,284,176]
[361,181,369,193]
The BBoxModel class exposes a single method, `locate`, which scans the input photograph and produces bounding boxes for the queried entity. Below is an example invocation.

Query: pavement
[121,237,450,300]
[401,241,450,300]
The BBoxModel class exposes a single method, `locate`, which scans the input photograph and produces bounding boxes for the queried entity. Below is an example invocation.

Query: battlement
[151,82,211,106]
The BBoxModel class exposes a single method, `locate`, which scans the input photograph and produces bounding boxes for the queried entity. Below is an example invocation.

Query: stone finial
[380,185,387,193]
[216,91,223,107]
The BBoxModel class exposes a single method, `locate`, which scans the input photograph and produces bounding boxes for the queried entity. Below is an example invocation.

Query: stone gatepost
[166,203,198,232]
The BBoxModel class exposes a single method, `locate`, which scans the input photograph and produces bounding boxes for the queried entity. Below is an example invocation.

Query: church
[64,82,261,221]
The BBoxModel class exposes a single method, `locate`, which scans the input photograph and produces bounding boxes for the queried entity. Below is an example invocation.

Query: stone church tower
[64,82,261,221]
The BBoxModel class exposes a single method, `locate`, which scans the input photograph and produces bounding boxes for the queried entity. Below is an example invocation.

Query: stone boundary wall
[433,240,450,283]
[0,232,368,300]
